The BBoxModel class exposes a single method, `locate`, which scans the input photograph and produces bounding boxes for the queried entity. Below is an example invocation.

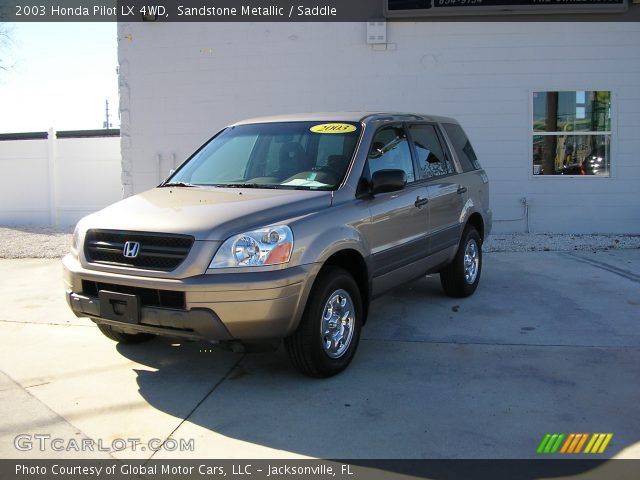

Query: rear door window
[408,124,454,179]
[442,123,481,172]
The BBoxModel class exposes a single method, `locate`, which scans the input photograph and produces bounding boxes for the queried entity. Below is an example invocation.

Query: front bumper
[63,254,320,341]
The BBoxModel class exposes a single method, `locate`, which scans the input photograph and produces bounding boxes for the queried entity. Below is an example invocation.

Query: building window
[532,91,611,177]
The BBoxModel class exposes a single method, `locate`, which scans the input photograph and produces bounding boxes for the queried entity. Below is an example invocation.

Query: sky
[0,22,119,133]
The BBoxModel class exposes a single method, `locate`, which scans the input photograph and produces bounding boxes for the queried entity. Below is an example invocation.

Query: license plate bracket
[98,291,140,324]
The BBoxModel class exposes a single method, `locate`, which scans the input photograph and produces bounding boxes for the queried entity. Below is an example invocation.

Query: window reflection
[533,134,610,176]
[409,124,453,179]
[368,126,415,183]
[532,91,611,177]
[533,91,611,133]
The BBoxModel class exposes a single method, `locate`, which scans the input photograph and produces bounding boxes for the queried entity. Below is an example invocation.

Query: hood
[79,187,332,241]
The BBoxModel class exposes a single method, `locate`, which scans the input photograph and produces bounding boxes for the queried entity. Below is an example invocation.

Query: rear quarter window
[443,123,481,172]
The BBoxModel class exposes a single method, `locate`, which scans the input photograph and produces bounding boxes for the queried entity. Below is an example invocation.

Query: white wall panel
[0,135,122,226]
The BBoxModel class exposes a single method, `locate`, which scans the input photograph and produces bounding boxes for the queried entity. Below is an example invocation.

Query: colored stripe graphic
[574,433,589,453]
[598,433,613,453]
[550,434,565,453]
[584,433,613,454]
[568,434,581,453]
[563,433,587,453]
[537,433,565,454]
[560,434,575,453]
[539,433,613,454]
[537,434,551,454]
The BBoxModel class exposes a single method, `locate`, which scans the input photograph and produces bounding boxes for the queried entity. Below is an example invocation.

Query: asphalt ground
[0,250,639,461]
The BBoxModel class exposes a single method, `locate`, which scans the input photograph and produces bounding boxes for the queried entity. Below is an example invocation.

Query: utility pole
[103,99,111,129]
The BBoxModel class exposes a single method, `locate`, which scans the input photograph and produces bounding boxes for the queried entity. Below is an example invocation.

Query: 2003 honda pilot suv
[64,113,491,377]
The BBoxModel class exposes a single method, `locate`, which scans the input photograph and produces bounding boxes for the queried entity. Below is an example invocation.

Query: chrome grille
[84,230,194,271]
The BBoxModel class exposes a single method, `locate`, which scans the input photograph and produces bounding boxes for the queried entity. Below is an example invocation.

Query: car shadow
[113,273,639,471]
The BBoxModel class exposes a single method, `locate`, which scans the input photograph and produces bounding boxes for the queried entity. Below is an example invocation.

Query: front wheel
[440,226,482,298]
[285,267,362,378]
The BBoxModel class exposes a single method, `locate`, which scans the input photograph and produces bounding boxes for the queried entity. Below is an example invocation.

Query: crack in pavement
[0,369,116,459]
[144,353,246,463]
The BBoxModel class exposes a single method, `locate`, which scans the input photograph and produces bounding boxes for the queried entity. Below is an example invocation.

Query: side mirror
[370,169,406,195]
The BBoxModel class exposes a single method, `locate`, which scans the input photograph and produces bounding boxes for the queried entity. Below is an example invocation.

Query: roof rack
[361,112,426,122]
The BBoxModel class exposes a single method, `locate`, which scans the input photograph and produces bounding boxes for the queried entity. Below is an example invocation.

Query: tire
[440,226,482,298]
[96,323,154,344]
[284,267,362,378]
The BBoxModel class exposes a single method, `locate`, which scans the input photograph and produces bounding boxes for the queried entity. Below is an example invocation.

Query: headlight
[209,225,293,268]
[71,226,80,255]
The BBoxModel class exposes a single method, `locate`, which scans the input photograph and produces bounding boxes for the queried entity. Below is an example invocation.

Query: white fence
[0,129,123,226]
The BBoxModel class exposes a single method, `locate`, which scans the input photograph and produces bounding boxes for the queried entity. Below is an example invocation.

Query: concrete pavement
[0,251,639,460]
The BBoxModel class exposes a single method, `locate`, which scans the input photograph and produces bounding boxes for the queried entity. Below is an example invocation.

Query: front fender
[299,225,370,267]
[285,212,372,333]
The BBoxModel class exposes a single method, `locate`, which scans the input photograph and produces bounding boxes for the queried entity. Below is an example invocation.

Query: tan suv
[64,113,491,377]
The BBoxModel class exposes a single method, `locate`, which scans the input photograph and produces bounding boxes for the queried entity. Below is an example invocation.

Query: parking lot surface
[1,250,639,460]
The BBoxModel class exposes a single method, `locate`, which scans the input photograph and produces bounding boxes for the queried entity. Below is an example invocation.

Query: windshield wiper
[160,181,199,188]
[216,183,260,188]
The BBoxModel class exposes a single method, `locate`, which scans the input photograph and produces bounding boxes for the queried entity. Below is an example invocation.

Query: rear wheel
[96,323,154,344]
[440,226,482,298]
[285,267,362,378]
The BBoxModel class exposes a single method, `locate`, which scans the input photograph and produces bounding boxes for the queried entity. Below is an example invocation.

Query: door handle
[457,186,467,194]
[414,196,429,208]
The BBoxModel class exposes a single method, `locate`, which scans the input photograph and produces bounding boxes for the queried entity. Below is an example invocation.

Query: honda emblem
[123,241,141,258]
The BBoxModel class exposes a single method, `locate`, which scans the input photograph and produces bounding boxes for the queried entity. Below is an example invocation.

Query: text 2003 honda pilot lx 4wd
[64,113,491,377]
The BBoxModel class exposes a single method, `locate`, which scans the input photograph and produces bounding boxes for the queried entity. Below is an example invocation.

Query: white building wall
[118,22,640,233]
[0,135,123,226]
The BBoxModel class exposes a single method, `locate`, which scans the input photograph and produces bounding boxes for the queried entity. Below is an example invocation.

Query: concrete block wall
[118,22,640,233]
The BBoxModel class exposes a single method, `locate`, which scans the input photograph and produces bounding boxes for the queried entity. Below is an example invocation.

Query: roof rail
[361,112,426,122]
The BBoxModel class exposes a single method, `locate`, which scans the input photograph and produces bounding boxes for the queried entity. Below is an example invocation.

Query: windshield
[167,121,361,190]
